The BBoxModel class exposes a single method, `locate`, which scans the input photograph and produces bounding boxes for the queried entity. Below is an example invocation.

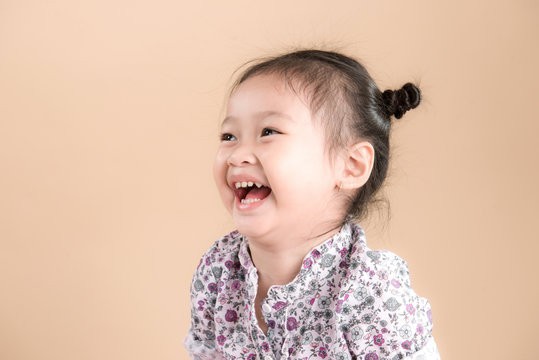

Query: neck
[248,223,343,296]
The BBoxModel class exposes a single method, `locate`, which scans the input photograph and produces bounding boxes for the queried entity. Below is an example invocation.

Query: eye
[261,128,280,137]
[220,133,237,142]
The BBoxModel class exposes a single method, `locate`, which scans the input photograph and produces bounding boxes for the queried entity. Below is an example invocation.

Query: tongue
[244,187,271,201]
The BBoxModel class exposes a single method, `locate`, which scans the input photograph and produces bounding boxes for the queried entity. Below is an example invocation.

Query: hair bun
[382,83,421,119]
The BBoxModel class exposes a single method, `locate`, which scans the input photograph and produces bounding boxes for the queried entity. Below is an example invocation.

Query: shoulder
[194,230,243,272]
[201,229,244,262]
[343,222,410,281]
[341,246,435,358]
[344,237,415,294]
[190,230,244,294]
[366,248,413,288]
[185,231,248,359]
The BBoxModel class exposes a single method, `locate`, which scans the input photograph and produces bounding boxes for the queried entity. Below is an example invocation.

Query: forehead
[222,110,294,127]
[224,75,312,123]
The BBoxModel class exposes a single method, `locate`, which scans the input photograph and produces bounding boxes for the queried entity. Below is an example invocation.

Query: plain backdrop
[1,1,538,359]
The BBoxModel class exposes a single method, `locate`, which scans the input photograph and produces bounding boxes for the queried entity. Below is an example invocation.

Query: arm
[345,250,441,359]
[183,254,227,360]
[401,336,441,360]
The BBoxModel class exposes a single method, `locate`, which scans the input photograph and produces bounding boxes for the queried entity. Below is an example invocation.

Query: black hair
[229,49,421,225]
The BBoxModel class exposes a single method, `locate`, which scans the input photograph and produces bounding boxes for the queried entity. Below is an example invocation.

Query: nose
[226,142,257,167]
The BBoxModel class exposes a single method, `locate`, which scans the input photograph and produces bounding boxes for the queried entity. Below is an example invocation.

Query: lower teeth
[241,198,261,204]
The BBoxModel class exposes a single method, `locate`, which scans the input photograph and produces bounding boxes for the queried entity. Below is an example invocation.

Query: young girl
[184,50,441,360]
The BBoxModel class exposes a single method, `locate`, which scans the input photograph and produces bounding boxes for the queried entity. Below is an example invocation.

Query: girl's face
[213,75,346,243]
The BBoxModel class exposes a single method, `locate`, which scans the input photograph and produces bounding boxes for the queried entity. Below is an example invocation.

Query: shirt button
[262,303,272,313]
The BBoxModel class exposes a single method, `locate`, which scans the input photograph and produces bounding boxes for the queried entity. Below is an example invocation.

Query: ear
[336,141,375,190]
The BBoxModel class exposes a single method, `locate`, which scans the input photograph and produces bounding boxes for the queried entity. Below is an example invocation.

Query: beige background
[1,0,538,359]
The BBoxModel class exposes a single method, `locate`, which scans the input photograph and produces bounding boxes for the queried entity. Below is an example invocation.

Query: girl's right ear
[337,141,374,190]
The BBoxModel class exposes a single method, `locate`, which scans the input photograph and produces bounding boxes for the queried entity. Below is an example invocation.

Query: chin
[232,216,269,240]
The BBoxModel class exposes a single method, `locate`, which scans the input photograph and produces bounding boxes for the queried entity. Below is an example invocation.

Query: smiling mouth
[234,184,272,204]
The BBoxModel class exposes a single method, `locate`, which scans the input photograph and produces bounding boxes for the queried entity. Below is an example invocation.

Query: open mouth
[234,183,272,205]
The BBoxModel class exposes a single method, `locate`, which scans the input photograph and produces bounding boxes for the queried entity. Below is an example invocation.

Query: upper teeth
[235,182,263,189]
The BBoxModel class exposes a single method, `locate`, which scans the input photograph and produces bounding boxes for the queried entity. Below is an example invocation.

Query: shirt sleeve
[345,249,441,359]
[401,336,441,359]
[183,251,227,360]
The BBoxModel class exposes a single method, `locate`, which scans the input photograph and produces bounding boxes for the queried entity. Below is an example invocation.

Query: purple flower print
[416,323,424,334]
[373,334,384,346]
[267,319,275,329]
[225,309,238,322]
[406,303,416,315]
[286,317,298,331]
[391,278,401,288]
[247,354,256,360]
[273,301,288,311]
[231,280,241,291]
[318,346,328,358]
[365,353,379,360]
[207,283,217,293]
[336,299,344,313]
[312,249,321,259]
[303,258,313,269]
[401,340,411,350]
[225,260,234,269]
[197,300,205,311]
[261,342,269,351]
[217,335,226,345]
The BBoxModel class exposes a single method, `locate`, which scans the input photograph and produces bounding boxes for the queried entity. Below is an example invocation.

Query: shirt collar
[237,221,366,300]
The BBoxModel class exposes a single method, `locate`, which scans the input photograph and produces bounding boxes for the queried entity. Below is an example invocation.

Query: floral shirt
[184,222,441,360]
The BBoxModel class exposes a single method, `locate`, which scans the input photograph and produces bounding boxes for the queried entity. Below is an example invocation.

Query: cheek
[213,153,229,192]
[212,155,222,185]
[278,143,329,177]
[213,155,234,213]
[265,146,331,195]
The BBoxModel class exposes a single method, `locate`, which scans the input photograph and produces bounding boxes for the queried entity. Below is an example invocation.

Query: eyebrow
[221,110,293,126]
